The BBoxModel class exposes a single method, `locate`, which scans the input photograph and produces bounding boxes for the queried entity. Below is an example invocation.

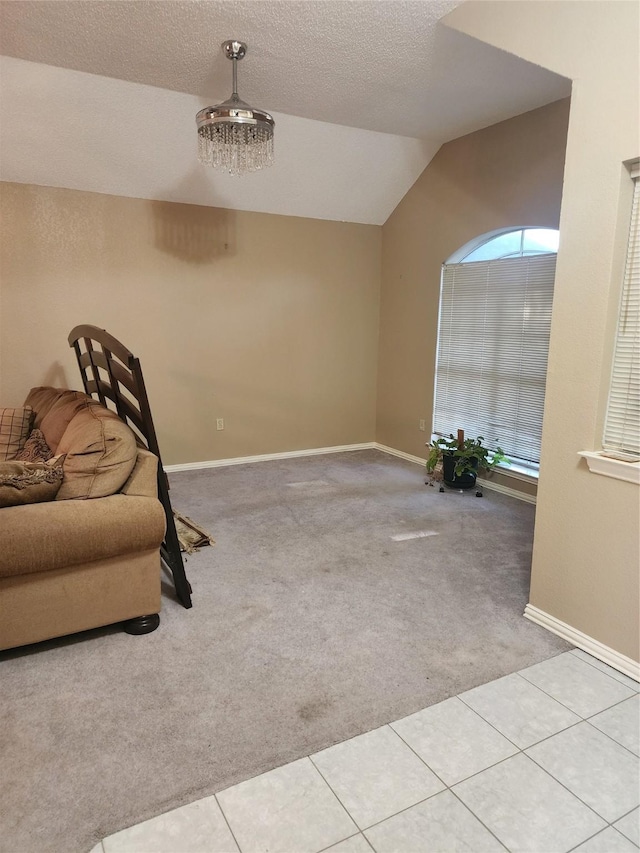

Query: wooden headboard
[68,324,192,608]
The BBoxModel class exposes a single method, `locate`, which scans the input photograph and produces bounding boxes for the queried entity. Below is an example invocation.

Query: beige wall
[376,99,570,481]
[0,184,381,464]
[446,0,640,663]
[2,1,637,665]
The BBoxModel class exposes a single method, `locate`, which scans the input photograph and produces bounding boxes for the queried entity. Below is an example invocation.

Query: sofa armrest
[0,494,166,578]
[120,448,159,497]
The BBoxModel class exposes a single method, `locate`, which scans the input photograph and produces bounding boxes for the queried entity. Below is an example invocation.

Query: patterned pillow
[16,429,53,463]
[0,456,65,508]
[0,407,34,461]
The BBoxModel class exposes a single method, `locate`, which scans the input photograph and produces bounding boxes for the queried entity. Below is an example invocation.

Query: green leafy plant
[426,433,508,479]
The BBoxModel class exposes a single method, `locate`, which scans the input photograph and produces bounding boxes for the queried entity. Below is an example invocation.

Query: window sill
[496,460,539,482]
[578,451,640,485]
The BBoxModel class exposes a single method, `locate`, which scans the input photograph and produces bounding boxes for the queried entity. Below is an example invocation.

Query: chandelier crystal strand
[196,41,274,177]
[198,123,274,176]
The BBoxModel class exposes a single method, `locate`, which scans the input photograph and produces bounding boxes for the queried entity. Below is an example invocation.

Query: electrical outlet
[419,419,426,431]
[216,418,224,431]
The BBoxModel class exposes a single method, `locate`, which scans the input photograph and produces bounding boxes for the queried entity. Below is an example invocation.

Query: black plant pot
[442,451,478,489]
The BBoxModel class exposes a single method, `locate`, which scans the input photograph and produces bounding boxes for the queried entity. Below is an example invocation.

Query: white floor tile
[614,808,640,847]
[391,696,517,785]
[589,695,640,756]
[94,651,640,853]
[311,725,444,829]
[520,652,635,717]
[526,722,640,822]
[363,790,505,853]
[571,827,639,852]
[460,672,581,748]
[323,834,372,853]
[102,796,238,853]
[216,757,357,853]
[571,650,640,692]
[453,753,605,853]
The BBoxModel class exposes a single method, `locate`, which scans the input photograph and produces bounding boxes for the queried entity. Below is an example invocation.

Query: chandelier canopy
[196,40,275,177]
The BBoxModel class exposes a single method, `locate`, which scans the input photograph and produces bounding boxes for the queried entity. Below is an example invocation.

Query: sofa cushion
[24,388,92,452]
[0,457,64,507]
[23,387,138,500]
[0,406,34,461]
[56,404,138,500]
[16,429,54,463]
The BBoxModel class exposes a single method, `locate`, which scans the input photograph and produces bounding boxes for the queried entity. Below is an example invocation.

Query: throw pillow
[0,407,34,461]
[0,456,65,508]
[15,429,54,463]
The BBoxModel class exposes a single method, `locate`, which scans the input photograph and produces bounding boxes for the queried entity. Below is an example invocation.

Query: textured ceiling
[0,56,435,225]
[0,0,570,141]
[0,1,571,223]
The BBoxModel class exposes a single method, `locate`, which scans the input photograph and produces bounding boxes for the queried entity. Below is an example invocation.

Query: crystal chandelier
[196,40,275,176]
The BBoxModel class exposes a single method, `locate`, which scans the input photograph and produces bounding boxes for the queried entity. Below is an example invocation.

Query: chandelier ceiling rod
[196,40,275,177]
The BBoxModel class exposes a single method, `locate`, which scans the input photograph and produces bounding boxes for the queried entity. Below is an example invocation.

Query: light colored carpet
[0,450,569,853]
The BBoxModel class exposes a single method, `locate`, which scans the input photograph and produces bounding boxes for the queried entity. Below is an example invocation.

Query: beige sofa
[0,387,166,651]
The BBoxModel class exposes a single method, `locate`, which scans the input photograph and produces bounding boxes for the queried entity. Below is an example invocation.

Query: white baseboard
[476,476,536,505]
[164,442,376,473]
[524,604,640,682]
[166,441,535,503]
[374,443,426,466]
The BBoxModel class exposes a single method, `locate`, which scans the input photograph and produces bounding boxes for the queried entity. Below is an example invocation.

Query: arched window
[433,227,559,471]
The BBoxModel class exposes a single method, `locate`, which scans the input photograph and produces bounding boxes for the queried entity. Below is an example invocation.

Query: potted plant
[426,429,508,493]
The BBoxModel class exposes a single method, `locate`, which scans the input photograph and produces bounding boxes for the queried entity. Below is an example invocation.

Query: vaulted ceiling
[0,1,570,224]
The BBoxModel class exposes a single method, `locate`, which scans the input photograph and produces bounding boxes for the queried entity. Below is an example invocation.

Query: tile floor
[90,649,639,853]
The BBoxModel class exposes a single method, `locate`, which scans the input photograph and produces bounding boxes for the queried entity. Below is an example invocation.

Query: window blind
[434,254,556,465]
[603,169,640,457]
